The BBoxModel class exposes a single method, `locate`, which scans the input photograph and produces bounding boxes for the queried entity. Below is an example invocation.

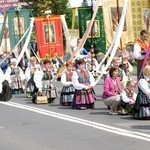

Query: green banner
[7,9,30,51]
[78,6,106,54]
[0,13,7,46]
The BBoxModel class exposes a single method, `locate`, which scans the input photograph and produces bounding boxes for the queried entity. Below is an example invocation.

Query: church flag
[7,9,30,51]
[34,15,64,59]
[78,6,106,54]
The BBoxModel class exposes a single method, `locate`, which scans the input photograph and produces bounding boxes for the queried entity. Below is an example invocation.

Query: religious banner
[7,9,30,51]
[78,6,106,54]
[110,7,127,32]
[35,15,64,59]
[131,0,150,41]
[142,8,150,32]
[101,0,134,49]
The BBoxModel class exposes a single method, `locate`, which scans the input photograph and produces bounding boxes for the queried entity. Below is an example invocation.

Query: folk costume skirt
[10,75,24,94]
[73,88,95,110]
[132,89,150,120]
[60,85,75,106]
[42,80,57,103]
[0,80,12,101]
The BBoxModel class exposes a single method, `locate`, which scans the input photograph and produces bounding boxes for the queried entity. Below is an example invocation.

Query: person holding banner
[72,59,95,110]
[132,65,150,120]
[132,30,149,77]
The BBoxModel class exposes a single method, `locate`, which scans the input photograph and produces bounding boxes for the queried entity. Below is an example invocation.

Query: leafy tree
[20,0,72,27]
[81,0,88,6]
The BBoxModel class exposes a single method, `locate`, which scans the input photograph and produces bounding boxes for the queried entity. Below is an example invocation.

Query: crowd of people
[0,29,150,120]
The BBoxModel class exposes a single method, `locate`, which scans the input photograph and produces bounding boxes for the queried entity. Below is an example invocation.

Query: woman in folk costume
[0,68,12,101]
[72,59,95,110]
[33,59,57,103]
[132,65,150,120]
[60,61,75,106]
[25,56,40,98]
[5,58,25,94]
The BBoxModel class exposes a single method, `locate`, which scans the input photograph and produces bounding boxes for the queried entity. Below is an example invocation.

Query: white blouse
[138,77,150,96]
[33,69,44,92]
[61,72,72,87]
[132,43,145,60]
[5,66,25,84]
[72,69,95,90]
[0,68,5,93]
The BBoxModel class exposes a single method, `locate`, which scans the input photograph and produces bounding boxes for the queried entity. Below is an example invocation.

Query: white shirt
[132,43,145,60]
[121,90,137,103]
[25,64,39,81]
[33,69,44,92]
[138,76,150,96]
[0,68,5,93]
[61,72,73,87]
[5,66,25,84]
[72,69,95,90]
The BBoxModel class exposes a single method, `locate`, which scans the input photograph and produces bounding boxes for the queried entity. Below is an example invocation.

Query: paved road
[0,80,150,150]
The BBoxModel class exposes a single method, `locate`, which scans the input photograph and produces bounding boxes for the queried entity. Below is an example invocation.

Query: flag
[35,15,64,59]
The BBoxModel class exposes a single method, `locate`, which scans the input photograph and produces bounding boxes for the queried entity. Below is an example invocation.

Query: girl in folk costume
[132,30,149,77]
[132,65,150,120]
[33,59,57,103]
[5,58,25,94]
[25,56,40,98]
[112,57,128,88]
[60,62,75,106]
[119,81,137,115]
[119,52,133,81]
[72,59,95,110]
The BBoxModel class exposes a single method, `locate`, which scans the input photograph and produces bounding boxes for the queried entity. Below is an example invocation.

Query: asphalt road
[0,80,150,150]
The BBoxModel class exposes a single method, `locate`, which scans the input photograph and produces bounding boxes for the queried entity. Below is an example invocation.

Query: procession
[0,0,150,149]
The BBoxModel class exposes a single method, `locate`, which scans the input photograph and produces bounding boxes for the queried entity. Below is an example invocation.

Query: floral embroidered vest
[77,69,90,84]
[42,71,52,80]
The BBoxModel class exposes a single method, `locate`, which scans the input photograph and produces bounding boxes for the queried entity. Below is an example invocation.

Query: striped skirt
[42,80,57,103]
[10,75,24,94]
[73,88,95,110]
[60,85,75,106]
[132,91,150,120]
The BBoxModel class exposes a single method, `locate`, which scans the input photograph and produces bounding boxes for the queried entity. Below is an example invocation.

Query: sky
[69,0,91,8]
[69,0,83,7]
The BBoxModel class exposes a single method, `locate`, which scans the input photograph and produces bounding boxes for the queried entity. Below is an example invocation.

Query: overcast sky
[69,0,83,7]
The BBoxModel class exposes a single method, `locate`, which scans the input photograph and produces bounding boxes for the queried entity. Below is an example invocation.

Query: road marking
[1,101,150,142]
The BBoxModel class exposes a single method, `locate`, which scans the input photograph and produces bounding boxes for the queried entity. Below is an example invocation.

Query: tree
[81,0,89,6]
[20,0,72,28]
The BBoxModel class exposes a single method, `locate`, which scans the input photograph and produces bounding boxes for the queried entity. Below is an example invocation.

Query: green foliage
[20,0,72,27]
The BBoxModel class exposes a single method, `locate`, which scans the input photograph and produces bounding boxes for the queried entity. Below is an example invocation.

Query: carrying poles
[90,0,94,72]
[116,0,123,52]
